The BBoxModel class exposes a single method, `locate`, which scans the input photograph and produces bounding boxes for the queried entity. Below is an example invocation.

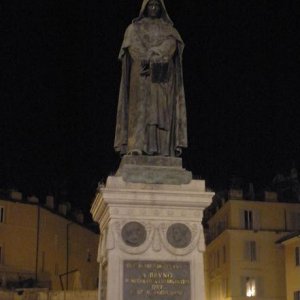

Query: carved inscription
[123,260,190,300]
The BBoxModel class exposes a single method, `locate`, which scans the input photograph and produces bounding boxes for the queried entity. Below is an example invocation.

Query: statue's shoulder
[159,21,182,43]
[124,22,140,38]
[124,23,134,34]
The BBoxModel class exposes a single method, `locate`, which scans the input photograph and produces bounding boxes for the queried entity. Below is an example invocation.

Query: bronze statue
[114,0,187,157]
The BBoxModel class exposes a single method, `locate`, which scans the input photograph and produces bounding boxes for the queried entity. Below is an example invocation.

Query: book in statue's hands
[151,62,169,83]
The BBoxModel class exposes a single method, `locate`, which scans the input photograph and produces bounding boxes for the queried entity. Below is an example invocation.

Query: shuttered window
[223,245,226,263]
[294,291,300,300]
[245,241,257,262]
[241,210,260,230]
[290,212,300,230]
[244,210,253,229]
[0,245,3,264]
[296,247,300,266]
[0,207,4,223]
[222,278,228,298]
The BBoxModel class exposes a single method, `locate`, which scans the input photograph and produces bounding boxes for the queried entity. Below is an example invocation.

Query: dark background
[0,1,299,212]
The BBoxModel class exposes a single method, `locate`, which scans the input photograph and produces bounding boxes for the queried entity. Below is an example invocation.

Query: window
[0,207,4,223]
[222,278,228,298]
[290,212,300,230]
[87,249,92,262]
[223,245,226,263]
[241,210,260,230]
[55,263,59,275]
[210,224,217,239]
[210,250,221,270]
[242,276,263,297]
[212,252,216,270]
[296,247,300,266]
[245,241,257,262]
[217,216,228,236]
[41,251,45,272]
[209,253,213,270]
[245,277,256,297]
[0,245,3,264]
[54,234,58,250]
[217,250,220,268]
[297,213,300,229]
[294,291,300,300]
[244,210,253,229]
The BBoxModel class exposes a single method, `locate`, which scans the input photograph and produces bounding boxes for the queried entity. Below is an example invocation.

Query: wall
[205,199,293,300]
[0,290,97,300]
[0,200,38,280]
[0,199,99,290]
[283,237,300,300]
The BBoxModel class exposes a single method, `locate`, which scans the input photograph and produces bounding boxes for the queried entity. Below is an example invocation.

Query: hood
[133,0,174,25]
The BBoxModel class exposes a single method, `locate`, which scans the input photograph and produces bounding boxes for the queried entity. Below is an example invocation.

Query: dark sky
[0,1,299,210]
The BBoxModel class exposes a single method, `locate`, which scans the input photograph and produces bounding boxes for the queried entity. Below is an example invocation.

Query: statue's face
[147,0,161,18]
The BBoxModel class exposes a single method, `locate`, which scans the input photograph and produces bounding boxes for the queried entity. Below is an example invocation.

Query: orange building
[0,191,99,290]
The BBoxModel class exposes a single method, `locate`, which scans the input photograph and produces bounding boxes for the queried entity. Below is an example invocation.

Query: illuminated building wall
[277,232,300,300]
[204,192,300,300]
[0,196,99,290]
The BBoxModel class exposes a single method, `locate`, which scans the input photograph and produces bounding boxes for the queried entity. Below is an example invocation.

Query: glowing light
[246,278,256,297]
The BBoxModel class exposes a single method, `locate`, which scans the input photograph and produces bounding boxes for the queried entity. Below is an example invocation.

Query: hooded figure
[114,0,187,156]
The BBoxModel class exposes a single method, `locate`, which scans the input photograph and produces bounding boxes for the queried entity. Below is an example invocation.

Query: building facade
[277,231,300,300]
[0,192,99,290]
[204,190,300,300]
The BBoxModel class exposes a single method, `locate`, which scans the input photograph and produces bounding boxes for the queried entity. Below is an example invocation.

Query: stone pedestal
[91,158,213,300]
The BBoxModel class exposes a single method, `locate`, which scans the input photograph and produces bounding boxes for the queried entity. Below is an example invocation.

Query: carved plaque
[167,223,192,248]
[122,222,147,247]
[123,260,190,300]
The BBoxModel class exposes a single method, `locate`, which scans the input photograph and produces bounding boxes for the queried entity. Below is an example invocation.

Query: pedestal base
[116,155,192,184]
[91,176,213,300]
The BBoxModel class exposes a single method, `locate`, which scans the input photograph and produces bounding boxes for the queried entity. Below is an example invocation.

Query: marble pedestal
[91,164,213,300]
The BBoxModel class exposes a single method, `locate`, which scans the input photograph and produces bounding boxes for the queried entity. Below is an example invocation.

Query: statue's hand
[140,60,150,77]
[148,47,163,61]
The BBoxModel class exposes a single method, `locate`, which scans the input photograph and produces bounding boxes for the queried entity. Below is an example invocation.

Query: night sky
[1,1,299,211]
